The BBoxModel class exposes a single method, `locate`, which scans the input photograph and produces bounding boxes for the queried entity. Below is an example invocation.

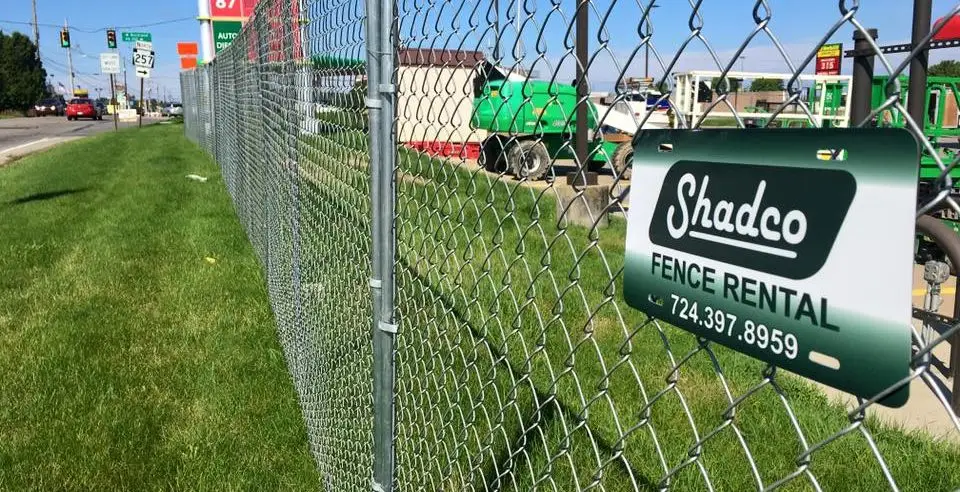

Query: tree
[0,30,48,111]
[748,78,785,92]
[710,76,741,93]
[930,60,960,77]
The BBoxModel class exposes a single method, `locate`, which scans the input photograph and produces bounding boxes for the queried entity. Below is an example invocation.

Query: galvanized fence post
[366,0,397,489]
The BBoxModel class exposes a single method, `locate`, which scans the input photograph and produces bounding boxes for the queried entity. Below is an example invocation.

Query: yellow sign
[817,43,841,58]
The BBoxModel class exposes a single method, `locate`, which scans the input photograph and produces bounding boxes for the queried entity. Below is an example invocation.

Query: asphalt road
[0,115,160,163]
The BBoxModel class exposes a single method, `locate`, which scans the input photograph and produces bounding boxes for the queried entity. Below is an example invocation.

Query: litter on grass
[185,174,208,182]
[204,257,217,264]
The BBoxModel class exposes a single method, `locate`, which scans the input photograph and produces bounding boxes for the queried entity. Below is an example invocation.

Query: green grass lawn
[0,124,320,490]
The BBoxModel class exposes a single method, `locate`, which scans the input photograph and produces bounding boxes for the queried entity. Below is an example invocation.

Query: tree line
[0,31,48,112]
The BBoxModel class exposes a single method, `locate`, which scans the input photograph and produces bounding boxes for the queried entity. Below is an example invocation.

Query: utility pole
[65,19,75,96]
[31,0,40,60]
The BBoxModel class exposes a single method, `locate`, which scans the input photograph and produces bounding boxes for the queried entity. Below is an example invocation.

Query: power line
[0,16,194,34]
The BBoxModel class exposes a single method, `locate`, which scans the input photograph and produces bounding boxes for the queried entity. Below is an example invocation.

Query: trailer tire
[508,140,551,181]
[917,214,960,275]
[612,141,633,180]
[479,135,508,173]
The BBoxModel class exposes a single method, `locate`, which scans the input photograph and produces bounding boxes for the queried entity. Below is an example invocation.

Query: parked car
[66,98,102,121]
[165,103,183,117]
[34,98,65,116]
[95,102,107,119]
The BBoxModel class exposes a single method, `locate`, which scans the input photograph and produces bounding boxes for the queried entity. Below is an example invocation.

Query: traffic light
[60,29,70,48]
[106,30,117,49]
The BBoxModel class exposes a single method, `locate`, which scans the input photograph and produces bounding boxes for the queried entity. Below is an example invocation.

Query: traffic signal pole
[64,19,75,96]
[110,74,118,131]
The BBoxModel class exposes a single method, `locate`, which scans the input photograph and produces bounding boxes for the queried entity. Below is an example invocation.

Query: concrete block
[555,182,611,229]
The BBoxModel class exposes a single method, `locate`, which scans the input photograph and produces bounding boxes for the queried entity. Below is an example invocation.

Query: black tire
[508,140,551,181]
[917,214,960,275]
[611,141,633,180]
[479,135,507,173]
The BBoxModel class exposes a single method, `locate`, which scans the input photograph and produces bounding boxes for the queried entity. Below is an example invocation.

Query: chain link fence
[182,0,960,489]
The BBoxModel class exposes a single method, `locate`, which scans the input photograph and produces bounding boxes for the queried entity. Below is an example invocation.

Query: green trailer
[471,75,633,180]
[865,75,960,184]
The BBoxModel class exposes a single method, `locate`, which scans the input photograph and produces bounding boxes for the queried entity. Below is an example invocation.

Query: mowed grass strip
[0,124,320,491]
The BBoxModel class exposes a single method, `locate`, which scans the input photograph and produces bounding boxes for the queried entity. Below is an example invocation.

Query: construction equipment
[471,70,667,180]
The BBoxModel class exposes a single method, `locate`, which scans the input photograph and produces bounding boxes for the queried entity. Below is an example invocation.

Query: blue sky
[2,0,959,101]
[1,0,198,101]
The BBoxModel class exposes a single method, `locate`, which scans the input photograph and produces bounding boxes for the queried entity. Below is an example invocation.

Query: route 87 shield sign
[623,129,919,407]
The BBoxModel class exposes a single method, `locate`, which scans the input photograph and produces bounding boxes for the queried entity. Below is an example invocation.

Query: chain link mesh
[182,0,960,489]
[183,1,372,490]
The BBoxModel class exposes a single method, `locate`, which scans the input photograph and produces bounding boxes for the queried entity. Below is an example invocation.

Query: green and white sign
[624,129,919,407]
[212,21,243,53]
[121,31,152,43]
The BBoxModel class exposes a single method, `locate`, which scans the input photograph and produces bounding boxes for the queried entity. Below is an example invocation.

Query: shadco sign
[623,129,919,407]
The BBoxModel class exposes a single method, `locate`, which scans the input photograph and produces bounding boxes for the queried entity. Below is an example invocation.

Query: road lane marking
[0,138,51,155]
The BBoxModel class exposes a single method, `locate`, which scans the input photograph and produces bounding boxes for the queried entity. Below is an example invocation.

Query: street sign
[135,67,151,78]
[623,129,919,407]
[121,31,152,43]
[99,53,121,74]
[815,43,842,75]
[212,21,243,53]
[134,40,153,52]
[133,49,155,69]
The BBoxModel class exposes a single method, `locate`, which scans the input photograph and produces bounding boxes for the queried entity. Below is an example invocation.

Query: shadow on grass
[8,187,90,205]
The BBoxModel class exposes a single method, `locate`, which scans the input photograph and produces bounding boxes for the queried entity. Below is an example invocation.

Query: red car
[65,98,102,121]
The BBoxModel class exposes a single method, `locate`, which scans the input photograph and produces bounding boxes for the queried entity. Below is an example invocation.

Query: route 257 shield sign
[623,129,919,407]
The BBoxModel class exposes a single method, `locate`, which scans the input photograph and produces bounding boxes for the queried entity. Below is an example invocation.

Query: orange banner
[177,42,200,56]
